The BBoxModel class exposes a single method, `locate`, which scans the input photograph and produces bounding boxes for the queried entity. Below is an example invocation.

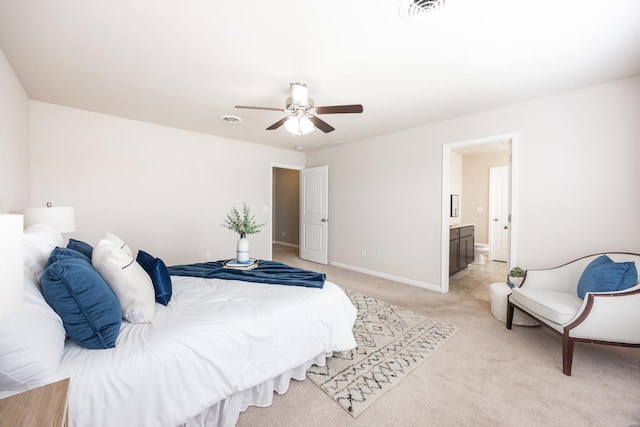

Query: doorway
[271,166,301,257]
[271,164,330,265]
[489,165,509,262]
[441,132,519,294]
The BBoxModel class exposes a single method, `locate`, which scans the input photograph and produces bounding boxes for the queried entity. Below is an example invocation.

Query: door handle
[321,218,327,222]
[493,218,499,222]
[503,225,509,230]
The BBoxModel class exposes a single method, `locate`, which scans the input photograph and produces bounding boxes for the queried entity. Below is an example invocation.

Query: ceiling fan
[235,82,363,135]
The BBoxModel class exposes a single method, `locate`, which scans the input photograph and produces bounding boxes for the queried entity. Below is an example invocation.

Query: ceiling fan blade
[235,105,284,112]
[266,116,289,130]
[308,115,335,133]
[315,104,363,114]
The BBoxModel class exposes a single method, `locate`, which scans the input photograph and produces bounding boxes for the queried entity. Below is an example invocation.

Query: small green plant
[221,203,266,237]
[509,266,525,277]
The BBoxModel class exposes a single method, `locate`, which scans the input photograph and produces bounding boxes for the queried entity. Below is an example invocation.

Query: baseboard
[328,261,443,293]
[272,241,299,249]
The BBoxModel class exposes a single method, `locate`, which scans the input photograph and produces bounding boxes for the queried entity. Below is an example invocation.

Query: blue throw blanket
[166,260,325,289]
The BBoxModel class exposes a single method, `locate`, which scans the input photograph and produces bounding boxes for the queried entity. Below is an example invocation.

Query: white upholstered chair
[506,252,640,376]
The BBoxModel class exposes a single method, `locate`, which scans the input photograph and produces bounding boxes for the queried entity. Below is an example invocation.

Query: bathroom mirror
[450,194,459,217]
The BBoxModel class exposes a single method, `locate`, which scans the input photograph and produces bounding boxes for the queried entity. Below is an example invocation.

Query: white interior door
[300,166,328,264]
[489,165,509,262]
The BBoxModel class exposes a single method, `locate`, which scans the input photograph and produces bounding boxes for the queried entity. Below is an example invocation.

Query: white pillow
[23,240,47,281]
[92,239,154,323]
[102,232,132,257]
[22,224,64,278]
[0,269,66,391]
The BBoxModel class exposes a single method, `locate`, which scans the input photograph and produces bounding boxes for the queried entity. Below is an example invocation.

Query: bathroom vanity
[449,224,475,275]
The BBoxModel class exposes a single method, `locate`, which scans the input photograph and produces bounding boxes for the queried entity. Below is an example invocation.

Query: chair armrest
[566,285,640,343]
[518,261,587,293]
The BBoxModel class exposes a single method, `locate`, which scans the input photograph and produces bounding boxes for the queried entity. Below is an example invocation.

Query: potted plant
[507,266,526,288]
[222,203,266,263]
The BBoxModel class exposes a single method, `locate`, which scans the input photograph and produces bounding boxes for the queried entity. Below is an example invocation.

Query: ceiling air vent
[220,114,242,124]
[399,0,446,22]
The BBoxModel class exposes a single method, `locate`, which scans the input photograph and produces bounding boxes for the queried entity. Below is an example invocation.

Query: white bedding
[51,276,357,427]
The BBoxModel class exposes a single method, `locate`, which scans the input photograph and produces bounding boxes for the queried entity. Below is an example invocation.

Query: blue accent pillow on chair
[40,258,122,349]
[67,238,94,259]
[136,250,172,306]
[577,255,638,299]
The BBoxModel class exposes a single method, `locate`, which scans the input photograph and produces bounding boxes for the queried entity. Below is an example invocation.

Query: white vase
[237,235,250,263]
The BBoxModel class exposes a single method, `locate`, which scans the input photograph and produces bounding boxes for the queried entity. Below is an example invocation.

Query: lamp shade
[22,206,76,234]
[0,214,24,319]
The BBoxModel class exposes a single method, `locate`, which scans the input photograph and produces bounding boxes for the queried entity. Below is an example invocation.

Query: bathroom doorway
[441,133,519,294]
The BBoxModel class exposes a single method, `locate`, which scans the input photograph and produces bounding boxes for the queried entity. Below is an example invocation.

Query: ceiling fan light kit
[235,82,363,136]
[285,115,315,136]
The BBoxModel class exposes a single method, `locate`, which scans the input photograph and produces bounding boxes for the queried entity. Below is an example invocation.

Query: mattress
[52,275,357,427]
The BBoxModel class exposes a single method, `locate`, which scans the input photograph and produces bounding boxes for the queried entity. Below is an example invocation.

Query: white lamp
[22,202,76,234]
[285,115,315,136]
[0,214,24,319]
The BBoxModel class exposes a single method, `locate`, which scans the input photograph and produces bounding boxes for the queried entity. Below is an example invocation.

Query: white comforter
[53,276,357,427]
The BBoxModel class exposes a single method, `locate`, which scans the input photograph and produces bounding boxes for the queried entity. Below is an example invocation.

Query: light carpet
[306,291,458,417]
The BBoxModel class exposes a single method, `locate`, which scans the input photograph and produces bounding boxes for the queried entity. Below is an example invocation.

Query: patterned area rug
[306,291,459,417]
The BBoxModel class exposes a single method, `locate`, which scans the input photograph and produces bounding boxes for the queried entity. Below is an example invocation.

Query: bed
[0,225,357,427]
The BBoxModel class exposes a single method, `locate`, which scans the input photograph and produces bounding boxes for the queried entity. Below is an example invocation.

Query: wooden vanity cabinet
[449,225,474,275]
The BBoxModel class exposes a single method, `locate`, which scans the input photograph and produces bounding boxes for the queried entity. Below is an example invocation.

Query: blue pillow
[67,238,94,259]
[46,246,91,267]
[40,258,122,349]
[136,250,172,306]
[577,255,638,299]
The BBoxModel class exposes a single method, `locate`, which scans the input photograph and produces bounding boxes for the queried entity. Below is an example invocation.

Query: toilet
[473,243,490,265]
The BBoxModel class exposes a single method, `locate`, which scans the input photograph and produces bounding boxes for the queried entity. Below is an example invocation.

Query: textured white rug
[307,291,459,417]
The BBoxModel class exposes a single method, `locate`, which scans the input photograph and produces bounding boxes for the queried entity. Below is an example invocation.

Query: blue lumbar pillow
[40,258,122,349]
[67,238,94,259]
[136,250,172,306]
[577,255,638,299]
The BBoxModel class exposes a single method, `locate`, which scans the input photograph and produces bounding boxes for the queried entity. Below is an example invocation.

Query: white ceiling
[1,0,639,153]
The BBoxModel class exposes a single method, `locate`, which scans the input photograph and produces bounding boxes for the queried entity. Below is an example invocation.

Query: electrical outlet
[205,251,212,261]
[376,253,382,261]
[361,250,367,258]
[282,231,285,237]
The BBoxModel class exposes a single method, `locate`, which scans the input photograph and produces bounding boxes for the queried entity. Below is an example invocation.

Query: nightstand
[0,378,70,427]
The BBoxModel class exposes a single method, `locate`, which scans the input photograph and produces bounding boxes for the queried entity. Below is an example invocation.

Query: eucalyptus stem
[222,203,266,237]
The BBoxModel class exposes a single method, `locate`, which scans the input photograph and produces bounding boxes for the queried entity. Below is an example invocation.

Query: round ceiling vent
[220,114,242,124]
[399,0,446,22]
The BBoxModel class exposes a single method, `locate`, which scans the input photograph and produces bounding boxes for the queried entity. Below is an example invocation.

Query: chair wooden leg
[562,333,574,376]
[506,298,514,330]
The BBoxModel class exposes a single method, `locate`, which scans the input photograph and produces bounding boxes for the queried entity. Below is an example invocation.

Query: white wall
[307,76,640,290]
[0,49,29,213]
[29,101,305,265]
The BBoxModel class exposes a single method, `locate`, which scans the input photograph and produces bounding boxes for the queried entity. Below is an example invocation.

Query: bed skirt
[182,351,331,427]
